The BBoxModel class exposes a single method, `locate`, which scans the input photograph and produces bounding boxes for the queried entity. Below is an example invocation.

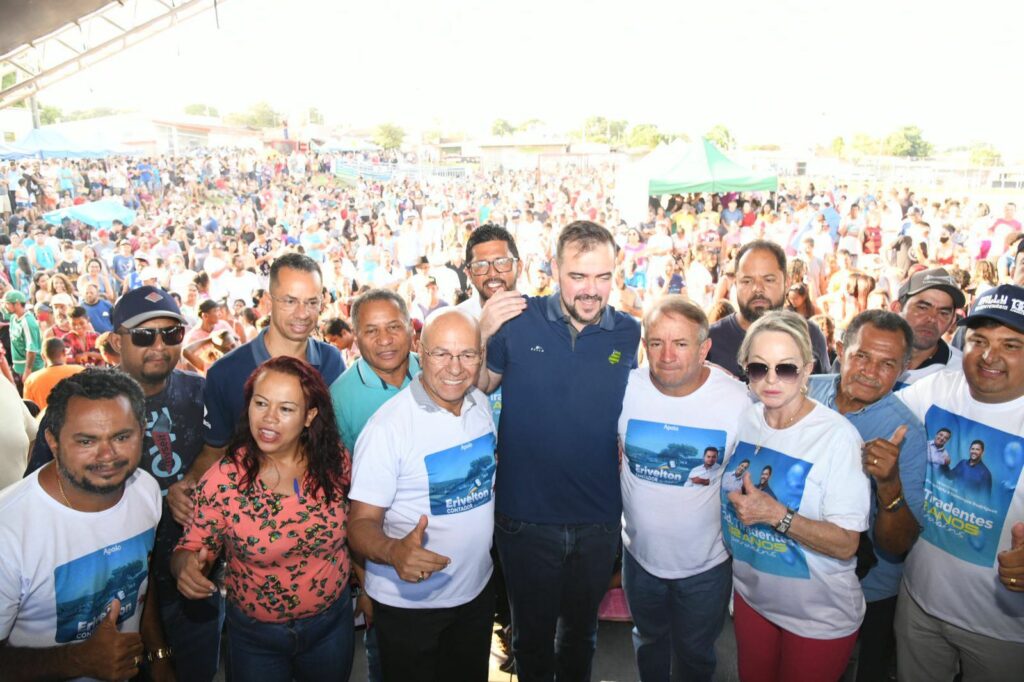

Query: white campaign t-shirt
[898,369,1024,642]
[0,469,161,674]
[721,401,869,638]
[351,377,496,609]
[618,366,751,579]
[898,345,962,387]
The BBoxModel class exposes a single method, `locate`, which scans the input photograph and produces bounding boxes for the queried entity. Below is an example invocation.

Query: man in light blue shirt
[330,288,419,682]
[331,289,420,452]
[808,309,927,682]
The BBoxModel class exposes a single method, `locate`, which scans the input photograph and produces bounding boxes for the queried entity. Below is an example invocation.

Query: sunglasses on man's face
[745,362,801,383]
[122,324,186,347]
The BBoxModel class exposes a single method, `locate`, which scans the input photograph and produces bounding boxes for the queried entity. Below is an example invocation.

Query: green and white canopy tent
[616,138,777,223]
[646,137,777,194]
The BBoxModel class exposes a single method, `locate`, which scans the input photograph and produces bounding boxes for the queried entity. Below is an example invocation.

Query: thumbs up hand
[727,472,786,528]
[76,598,145,681]
[171,545,217,600]
[998,522,1024,592]
[863,425,907,486]
[386,514,452,583]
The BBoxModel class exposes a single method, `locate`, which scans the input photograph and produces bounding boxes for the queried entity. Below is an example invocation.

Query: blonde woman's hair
[737,309,813,369]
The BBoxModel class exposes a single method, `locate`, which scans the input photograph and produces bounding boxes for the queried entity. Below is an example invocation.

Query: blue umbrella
[43,200,136,228]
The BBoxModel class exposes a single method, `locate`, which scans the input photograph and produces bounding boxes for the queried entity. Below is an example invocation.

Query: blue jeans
[225,587,354,682]
[622,550,732,682]
[364,625,382,682]
[157,588,224,682]
[494,514,620,682]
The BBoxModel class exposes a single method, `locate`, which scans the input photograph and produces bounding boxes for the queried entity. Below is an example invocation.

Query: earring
[800,384,808,395]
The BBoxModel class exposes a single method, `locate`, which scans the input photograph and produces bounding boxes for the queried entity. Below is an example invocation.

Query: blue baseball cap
[958,284,1024,334]
[111,286,186,329]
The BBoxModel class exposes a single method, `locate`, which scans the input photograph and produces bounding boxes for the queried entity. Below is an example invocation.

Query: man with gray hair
[618,295,751,681]
[807,309,927,681]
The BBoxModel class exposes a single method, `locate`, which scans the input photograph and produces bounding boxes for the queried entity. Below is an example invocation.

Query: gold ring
[417,571,426,582]
[1012,577,1018,586]
[873,457,878,466]
[132,655,142,667]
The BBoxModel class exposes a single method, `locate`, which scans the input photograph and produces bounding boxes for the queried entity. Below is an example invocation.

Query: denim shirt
[808,374,928,602]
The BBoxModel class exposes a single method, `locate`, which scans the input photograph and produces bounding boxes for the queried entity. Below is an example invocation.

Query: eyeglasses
[744,362,801,383]
[272,296,323,312]
[121,324,186,347]
[467,257,517,276]
[423,349,482,366]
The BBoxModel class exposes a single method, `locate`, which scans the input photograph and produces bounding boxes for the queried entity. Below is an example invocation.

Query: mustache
[852,375,882,389]
[575,294,602,303]
[86,459,130,472]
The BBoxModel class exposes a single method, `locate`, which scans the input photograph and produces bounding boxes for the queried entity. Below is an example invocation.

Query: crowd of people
[0,150,1023,682]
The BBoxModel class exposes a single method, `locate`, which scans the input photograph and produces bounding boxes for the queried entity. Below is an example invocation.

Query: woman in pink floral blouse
[172,356,353,681]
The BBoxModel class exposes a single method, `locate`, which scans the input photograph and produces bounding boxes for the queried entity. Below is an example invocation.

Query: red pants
[734,592,857,682]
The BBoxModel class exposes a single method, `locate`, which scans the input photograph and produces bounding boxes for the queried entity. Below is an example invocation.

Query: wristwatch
[147,647,174,663]
[774,508,796,535]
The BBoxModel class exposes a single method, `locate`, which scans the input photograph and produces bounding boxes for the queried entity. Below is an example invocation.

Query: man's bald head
[419,309,482,415]
[422,308,481,350]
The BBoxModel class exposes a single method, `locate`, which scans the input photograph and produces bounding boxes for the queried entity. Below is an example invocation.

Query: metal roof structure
[1,0,223,110]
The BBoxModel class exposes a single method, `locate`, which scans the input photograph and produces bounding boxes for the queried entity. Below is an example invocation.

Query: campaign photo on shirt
[722,442,811,580]
[921,405,1024,567]
[53,528,154,643]
[623,419,727,487]
[425,433,496,516]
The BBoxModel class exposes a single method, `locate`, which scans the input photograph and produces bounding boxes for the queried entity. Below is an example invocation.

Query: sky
[31,0,1024,152]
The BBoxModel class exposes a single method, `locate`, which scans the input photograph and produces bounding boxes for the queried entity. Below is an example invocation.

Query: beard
[57,458,135,495]
[738,294,781,323]
[476,277,511,302]
[564,294,606,327]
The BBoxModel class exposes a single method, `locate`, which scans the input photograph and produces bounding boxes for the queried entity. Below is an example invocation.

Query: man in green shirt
[4,290,44,384]
[331,289,420,453]
[330,288,419,682]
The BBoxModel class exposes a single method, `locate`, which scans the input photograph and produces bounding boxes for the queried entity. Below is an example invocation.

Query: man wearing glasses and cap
[25,286,222,680]
[892,267,967,386]
[895,284,1024,681]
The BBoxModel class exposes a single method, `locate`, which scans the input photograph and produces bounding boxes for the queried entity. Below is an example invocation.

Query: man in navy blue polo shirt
[479,221,641,681]
[165,252,344,526]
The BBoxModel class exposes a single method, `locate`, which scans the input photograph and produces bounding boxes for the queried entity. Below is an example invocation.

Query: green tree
[65,107,120,121]
[374,123,405,151]
[2,72,25,108]
[705,124,735,150]
[969,143,1002,167]
[884,125,932,158]
[830,136,846,158]
[39,105,63,125]
[491,118,515,136]
[226,101,282,128]
[184,103,219,117]
[850,133,881,156]
[607,119,628,144]
[627,123,663,149]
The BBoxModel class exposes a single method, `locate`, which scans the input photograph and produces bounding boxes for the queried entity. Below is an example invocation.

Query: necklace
[754,398,808,455]
[55,472,74,510]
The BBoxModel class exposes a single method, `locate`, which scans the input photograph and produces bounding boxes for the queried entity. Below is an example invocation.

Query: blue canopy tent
[43,200,136,228]
[0,143,32,160]
[15,128,128,159]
